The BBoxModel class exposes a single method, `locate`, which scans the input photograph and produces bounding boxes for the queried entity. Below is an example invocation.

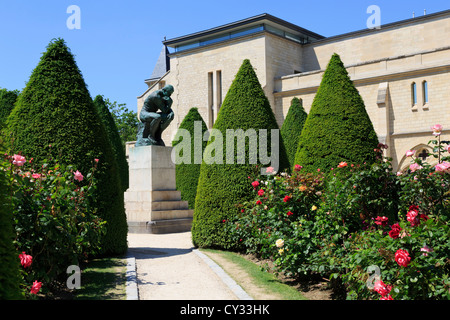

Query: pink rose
[294,164,303,171]
[380,295,394,300]
[431,124,443,136]
[265,166,275,174]
[19,252,33,268]
[374,279,392,296]
[13,154,26,166]
[409,163,423,172]
[445,145,450,153]
[420,245,433,256]
[32,173,41,179]
[30,281,42,294]
[395,249,411,267]
[257,189,264,196]
[405,150,415,157]
[74,170,84,182]
[435,161,450,173]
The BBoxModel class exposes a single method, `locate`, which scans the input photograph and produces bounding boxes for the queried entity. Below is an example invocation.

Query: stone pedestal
[125,145,193,234]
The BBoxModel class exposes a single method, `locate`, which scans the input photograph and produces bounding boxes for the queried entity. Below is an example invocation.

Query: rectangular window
[208,72,214,128]
[422,81,428,104]
[216,70,222,112]
[411,82,417,106]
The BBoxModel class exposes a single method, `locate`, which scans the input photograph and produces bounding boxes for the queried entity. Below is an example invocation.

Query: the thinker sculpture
[136,84,175,147]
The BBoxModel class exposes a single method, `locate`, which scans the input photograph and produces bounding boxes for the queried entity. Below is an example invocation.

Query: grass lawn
[201,249,308,300]
[75,257,127,300]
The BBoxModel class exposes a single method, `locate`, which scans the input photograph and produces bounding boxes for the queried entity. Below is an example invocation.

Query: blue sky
[0,0,449,112]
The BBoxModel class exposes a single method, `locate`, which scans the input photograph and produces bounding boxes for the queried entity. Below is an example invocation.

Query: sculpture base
[124,145,193,234]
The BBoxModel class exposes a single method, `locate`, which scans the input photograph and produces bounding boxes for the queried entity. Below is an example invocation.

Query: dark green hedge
[192,59,289,249]
[172,107,208,209]
[280,97,307,168]
[5,38,127,255]
[0,164,22,299]
[93,95,129,192]
[294,53,379,172]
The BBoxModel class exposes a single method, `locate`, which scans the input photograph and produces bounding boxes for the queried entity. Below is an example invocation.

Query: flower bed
[1,151,105,298]
[227,126,450,300]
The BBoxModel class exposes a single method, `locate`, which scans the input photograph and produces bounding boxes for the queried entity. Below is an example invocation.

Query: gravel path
[127,232,250,300]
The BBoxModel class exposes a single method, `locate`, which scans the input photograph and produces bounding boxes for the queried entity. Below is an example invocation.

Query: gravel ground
[127,232,242,300]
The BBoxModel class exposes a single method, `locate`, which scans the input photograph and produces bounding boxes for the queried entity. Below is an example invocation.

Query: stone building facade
[137,10,450,171]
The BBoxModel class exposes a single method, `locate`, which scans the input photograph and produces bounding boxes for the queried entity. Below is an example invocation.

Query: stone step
[125,190,182,202]
[128,218,193,234]
[150,209,194,221]
[152,200,189,211]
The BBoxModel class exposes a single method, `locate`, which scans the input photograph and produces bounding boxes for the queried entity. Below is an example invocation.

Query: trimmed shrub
[5,38,127,255]
[0,162,22,300]
[0,88,19,128]
[93,94,129,191]
[280,97,307,168]
[294,53,379,172]
[172,107,208,209]
[192,59,289,249]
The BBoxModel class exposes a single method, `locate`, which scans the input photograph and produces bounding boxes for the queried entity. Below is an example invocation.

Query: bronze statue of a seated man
[136,84,175,146]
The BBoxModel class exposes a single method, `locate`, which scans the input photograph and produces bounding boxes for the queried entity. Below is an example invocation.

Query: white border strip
[126,257,139,300]
[193,249,253,300]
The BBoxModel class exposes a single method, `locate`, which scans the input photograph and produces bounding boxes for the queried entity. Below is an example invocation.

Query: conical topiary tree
[192,59,289,249]
[172,107,208,209]
[0,167,22,300]
[281,97,307,168]
[294,53,379,172]
[93,95,129,192]
[5,38,127,255]
[0,88,19,128]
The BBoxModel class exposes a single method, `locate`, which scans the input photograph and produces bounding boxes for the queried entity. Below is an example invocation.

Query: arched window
[422,81,428,104]
[411,82,417,106]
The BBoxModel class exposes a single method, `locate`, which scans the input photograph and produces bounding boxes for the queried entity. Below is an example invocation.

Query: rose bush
[227,126,449,300]
[1,151,106,292]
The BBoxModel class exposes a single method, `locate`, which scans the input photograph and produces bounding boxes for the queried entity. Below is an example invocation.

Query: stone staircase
[124,145,194,234]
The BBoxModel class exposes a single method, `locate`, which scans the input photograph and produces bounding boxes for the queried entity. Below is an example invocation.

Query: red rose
[257,189,264,196]
[19,252,33,268]
[256,200,262,205]
[374,279,392,296]
[374,216,388,226]
[395,249,411,267]
[389,223,401,239]
[283,195,292,202]
[30,281,42,294]
[287,211,293,217]
[251,181,259,188]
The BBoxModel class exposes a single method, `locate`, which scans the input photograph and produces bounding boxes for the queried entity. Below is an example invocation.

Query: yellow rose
[275,239,284,248]
[311,205,317,211]
[278,248,284,255]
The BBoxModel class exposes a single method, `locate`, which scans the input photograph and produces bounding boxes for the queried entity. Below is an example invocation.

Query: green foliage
[193,59,289,249]
[294,53,379,172]
[280,97,307,168]
[172,108,208,209]
[0,160,23,300]
[103,98,139,146]
[4,38,127,255]
[93,95,129,191]
[0,88,19,128]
